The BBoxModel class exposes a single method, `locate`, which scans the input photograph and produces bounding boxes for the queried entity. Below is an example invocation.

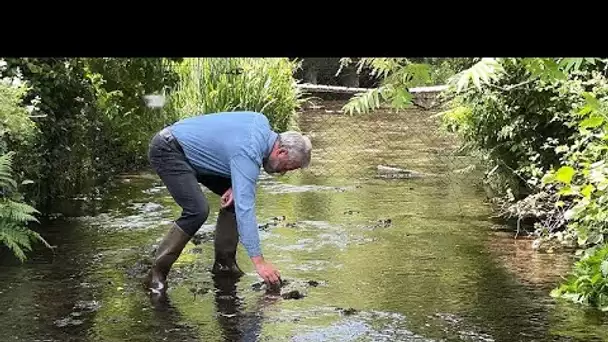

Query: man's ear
[278,147,289,156]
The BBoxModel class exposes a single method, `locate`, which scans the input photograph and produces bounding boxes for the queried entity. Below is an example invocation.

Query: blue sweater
[170,111,278,258]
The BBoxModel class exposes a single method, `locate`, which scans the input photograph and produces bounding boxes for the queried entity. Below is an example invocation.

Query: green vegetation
[337,58,473,115]
[0,78,50,261]
[165,58,304,132]
[2,55,603,312]
[0,58,179,211]
[551,244,608,311]
[0,151,50,261]
[0,57,304,262]
[340,57,608,311]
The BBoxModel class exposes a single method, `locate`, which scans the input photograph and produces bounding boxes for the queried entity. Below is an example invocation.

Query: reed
[166,58,305,132]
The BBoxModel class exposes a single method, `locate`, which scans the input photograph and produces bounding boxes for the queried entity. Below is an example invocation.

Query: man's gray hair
[278,131,312,168]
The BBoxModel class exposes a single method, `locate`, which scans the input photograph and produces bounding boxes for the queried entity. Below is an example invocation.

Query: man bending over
[146,111,312,294]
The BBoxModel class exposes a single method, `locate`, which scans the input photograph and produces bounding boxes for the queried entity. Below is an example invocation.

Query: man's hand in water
[251,255,281,284]
[221,187,233,208]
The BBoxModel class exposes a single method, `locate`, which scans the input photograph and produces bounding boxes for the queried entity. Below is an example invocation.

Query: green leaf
[582,92,600,111]
[602,260,608,277]
[560,58,588,73]
[544,59,567,80]
[555,166,576,184]
[390,89,412,109]
[585,58,597,65]
[450,58,505,93]
[341,87,386,115]
[578,105,593,116]
[559,186,576,196]
[542,172,556,184]
[581,184,595,198]
[580,115,604,129]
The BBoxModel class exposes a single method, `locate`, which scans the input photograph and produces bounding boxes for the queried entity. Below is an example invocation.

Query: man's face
[263,148,301,175]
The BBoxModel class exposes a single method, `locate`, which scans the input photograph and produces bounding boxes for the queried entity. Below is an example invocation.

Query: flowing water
[1,100,608,342]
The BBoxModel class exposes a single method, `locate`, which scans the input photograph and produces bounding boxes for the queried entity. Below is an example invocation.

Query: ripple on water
[278,308,497,342]
[69,201,172,231]
[259,180,353,194]
[53,300,102,328]
[265,220,375,253]
[276,308,434,342]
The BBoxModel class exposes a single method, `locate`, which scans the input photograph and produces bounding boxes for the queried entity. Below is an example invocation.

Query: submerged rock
[258,215,287,231]
[251,277,325,300]
[376,165,425,179]
[336,307,359,316]
[54,300,101,328]
[191,231,214,245]
[129,202,163,213]
[54,317,84,328]
[362,218,393,230]
[74,300,101,312]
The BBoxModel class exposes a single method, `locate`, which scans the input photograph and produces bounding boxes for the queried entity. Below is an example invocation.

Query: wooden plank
[296,83,448,94]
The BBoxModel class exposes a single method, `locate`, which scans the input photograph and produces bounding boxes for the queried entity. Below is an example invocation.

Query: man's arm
[229,153,262,257]
[229,153,281,284]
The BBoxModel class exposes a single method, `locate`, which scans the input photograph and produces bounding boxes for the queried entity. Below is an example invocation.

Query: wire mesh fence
[291,93,485,200]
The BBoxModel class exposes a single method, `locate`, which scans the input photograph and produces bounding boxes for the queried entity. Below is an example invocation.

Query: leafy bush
[85,58,181,170]
[539,87,608,248]
[328,57,608,310]
[0,76,38,153]
[440,59,589,201]
[0,58,180,210]
[439,58,608,310]
[0,78,50,261]
[1,58,103,208]
[551,244,608,311]
[166,58,305,132]
[411,58,476,85]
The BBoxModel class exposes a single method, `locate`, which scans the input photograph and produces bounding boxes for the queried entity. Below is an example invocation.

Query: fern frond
[448,58,505,93]
[521,58,577,81]
[0,150,48,262]
[0,152,17,192]
[556,58,601,73]
[355,58,408,79]
[0,220,51,262]
[335,58,354,77]
[0,199,40,223]
[384,63,432,88]
[404,63,432,86]
[341,86,387,115]
[0,221,32,261]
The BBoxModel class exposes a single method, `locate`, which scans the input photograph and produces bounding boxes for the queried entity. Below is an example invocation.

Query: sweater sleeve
[229,152,262,257]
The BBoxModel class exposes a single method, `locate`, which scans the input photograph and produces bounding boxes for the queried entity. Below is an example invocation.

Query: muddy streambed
[1,101,608,341]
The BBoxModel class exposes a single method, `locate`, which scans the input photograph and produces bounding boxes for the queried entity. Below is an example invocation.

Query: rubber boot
[212,206,245,277]
[147,223,191,294]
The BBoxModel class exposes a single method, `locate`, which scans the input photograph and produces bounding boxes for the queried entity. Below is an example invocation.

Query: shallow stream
[1,101,607,341]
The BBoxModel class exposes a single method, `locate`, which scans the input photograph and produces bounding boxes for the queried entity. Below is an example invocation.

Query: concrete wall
[292,58,380,88]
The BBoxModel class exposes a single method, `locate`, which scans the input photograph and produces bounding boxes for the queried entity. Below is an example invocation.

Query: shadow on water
[1,99,608,341]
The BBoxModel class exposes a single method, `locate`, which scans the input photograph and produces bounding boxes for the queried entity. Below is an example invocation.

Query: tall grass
[166,58,305,132]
